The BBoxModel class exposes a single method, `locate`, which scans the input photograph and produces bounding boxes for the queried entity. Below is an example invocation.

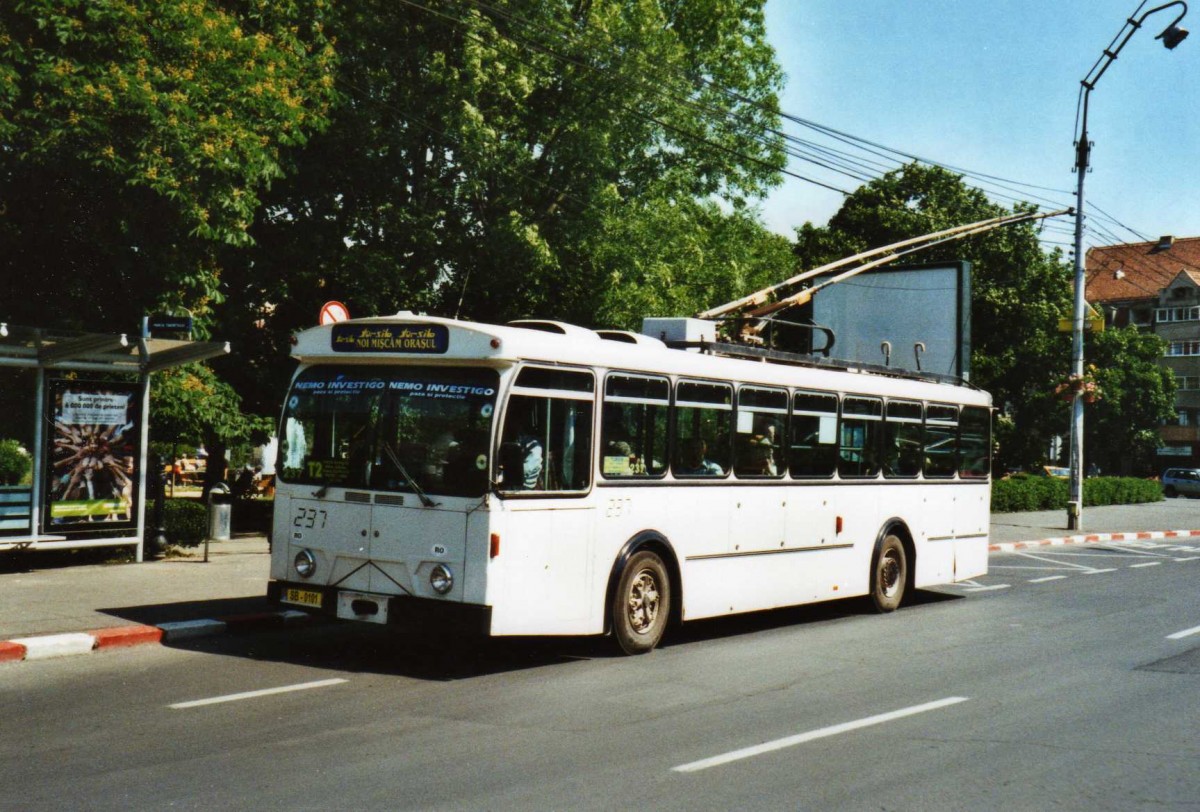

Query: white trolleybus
[267,313,991,654]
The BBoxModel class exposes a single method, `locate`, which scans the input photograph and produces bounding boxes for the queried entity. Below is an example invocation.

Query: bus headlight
[430,564,454,595]
[294,549,317,579]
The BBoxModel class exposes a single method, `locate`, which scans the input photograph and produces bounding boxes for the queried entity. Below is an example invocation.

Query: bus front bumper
[267,580,492,635]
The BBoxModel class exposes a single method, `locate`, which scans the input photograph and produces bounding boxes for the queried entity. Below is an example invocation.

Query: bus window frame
[838,395,884,479]
[882,399,924,480]
[958,405,991,480]
[496,364,596,498]
[599,371,670,481]
[733,384,788,479]
[789,390,839,480]
[672,378,733,480]
[924,403,960,480]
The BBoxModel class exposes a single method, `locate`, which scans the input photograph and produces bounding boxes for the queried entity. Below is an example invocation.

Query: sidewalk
[0,534,288,662]
[3,500,1200,664]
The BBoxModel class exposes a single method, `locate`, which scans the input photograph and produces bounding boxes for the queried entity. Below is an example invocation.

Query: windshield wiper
[380,442,439,508]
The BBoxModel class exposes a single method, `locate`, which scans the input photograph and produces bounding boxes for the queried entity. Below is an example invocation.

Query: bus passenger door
[916,487,956,587]
[952,484,990,580]
[492,503,595,634]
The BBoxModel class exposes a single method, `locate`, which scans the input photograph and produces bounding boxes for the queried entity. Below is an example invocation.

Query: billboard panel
[44,380,140,534]
[808,262,971,379]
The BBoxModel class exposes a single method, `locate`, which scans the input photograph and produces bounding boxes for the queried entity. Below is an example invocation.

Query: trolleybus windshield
[279,365,498,498]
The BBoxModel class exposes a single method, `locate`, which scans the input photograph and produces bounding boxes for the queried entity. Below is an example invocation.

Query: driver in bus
[677,436,723,476]
[500,398,544,489]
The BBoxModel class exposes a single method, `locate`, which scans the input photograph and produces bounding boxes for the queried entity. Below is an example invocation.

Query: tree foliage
[150,363,271,447]
[1084,327,1176,475]
[0,0,337,333]
[218,0,787,411]
[3,0,790,439]
[794,163,1076,471]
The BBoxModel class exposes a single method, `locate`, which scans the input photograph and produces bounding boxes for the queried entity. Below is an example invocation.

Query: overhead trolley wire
[402,0,1148,253]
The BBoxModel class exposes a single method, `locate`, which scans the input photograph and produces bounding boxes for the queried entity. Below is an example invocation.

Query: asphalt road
[3,538,1199,811]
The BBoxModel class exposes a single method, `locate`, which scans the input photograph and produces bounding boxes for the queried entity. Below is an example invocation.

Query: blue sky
[758,0,1200,254]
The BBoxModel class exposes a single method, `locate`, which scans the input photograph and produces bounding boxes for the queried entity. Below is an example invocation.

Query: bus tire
[870,533,907,613]
[612,550,670,655]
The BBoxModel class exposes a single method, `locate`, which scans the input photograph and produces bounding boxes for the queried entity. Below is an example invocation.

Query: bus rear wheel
[613,550,670,655]
[870,534,908,613]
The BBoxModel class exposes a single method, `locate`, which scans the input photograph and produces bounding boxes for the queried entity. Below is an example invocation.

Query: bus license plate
[282,588,323,608]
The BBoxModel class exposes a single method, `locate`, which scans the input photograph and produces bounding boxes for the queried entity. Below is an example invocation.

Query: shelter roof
[0,323,229,373]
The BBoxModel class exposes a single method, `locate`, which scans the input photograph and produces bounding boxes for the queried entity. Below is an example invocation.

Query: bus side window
[925,404,959,478]
[601,374,669,478]
[734,386,787,478]
[839,397,883,478]
[499,397,548,490]
[790,392,838,478]
[959,406,991,478]
[673,381,732,478]
[883,400,923,478]
[500,368,595,493]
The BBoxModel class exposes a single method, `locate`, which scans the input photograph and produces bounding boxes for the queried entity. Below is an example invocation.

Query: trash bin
[207,482,232,542]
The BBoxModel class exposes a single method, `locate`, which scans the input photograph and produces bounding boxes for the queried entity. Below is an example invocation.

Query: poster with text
[45,380,140,531]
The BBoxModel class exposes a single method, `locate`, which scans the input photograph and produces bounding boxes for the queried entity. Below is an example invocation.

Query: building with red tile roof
[1086,236,1200,467]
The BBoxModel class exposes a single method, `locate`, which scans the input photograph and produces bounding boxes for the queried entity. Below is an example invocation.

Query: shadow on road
[144,588,962,682]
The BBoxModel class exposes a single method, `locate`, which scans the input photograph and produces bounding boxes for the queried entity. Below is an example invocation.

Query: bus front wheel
[870,534,908,613]
[613,550,670,655]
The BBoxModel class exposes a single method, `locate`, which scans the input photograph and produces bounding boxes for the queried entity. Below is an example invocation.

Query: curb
[0,610,313,666]
[989,529,1200,553]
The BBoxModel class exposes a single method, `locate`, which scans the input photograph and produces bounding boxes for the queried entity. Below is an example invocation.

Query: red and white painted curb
[0,610,313,666]
[990,529,1200,553]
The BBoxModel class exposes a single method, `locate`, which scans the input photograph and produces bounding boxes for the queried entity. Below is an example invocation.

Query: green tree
[151,363,273,491]
[0,0,337,333]
[590,189,794,330]
[217,0,786,411]
[793,163,1075,471]
[1084,327,1176,475]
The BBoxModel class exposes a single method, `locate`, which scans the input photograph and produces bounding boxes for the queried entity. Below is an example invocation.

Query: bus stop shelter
[0,323,228,560]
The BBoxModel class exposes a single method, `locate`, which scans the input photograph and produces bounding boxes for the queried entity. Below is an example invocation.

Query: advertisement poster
[45,380,140,531]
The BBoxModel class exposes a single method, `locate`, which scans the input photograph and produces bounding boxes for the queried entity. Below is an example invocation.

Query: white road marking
[170,678,347,709]
[1176,557,1200,562]
[1129,562,1162,569]
[1167,625,1200,641]
[1083,568,1117,575]
[1012,552,1098,571]
[1029,576,1067,583]
[991,565,1080,571]
[962,584,1010,592]
[671,697,969,773]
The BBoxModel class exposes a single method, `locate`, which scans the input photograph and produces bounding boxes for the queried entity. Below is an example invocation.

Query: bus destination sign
[331,324,449,354]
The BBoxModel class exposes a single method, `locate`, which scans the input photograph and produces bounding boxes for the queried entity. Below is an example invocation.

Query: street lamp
[1069,1,1189,530]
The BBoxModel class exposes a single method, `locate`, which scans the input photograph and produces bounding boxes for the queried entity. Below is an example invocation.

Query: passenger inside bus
[499,398,544,489]
[736,432,778,476]
[676,436,724,476]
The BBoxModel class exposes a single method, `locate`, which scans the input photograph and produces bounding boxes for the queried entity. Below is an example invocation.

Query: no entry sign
[319,301,350,325]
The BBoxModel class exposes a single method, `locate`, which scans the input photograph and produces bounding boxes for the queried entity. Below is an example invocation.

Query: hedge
[162,498,208,547]
[991,475,1162,513]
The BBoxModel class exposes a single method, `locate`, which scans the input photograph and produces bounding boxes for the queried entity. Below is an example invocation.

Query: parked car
[1161,467,1200,498]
